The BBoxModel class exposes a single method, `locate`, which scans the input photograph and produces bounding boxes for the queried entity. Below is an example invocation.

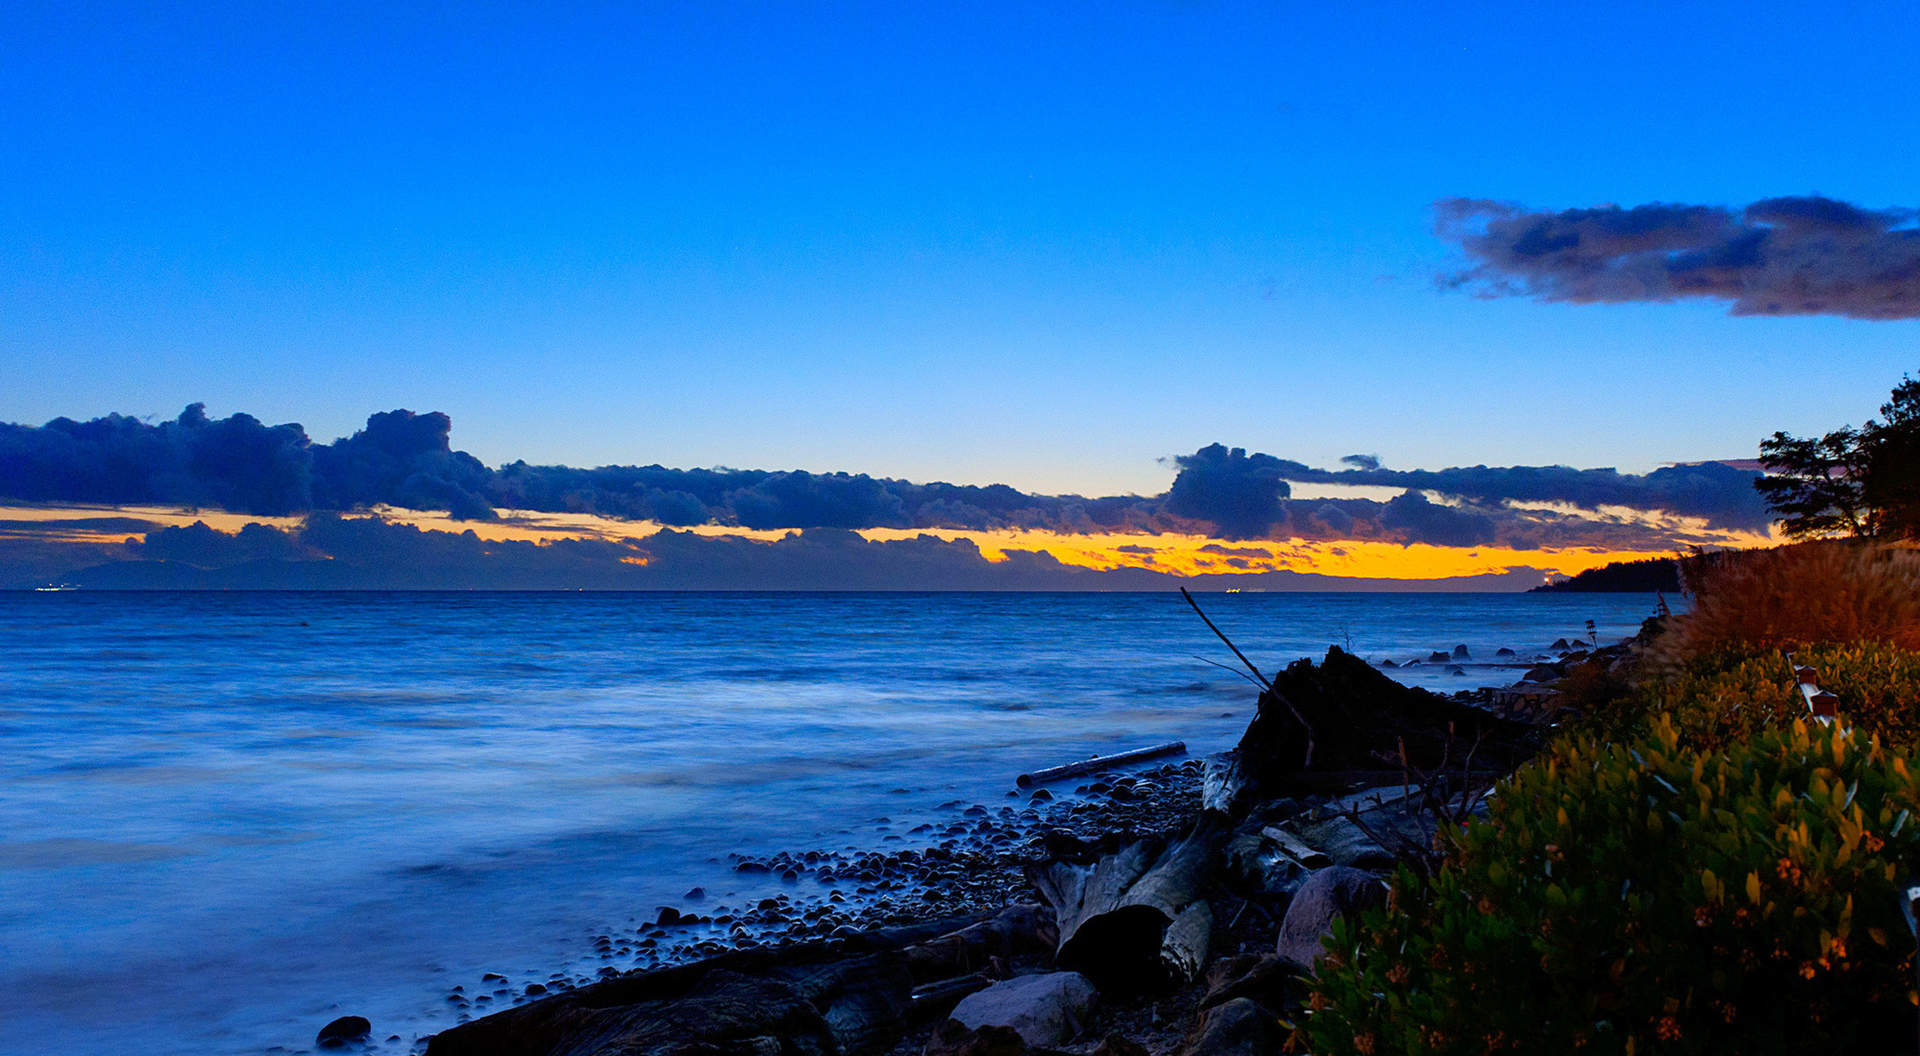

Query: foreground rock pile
[420,636,1634,1056]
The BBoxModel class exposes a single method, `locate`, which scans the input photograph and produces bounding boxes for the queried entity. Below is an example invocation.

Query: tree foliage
[1756,376,1920,540]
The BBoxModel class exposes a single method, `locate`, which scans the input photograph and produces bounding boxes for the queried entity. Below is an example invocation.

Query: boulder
[1521,663,1563,683]
[949,972,1097,1047]
[317,1016,371,1048]
[1494,647,1516,658]
[1177,997,1281,1056]
[1275,867,1387,971]
[1426,650,1451,662]
[1451,644,1471,659]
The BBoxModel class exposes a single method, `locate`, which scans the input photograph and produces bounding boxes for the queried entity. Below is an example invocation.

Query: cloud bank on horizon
[1436,195,1920,320]
[0,403,1774,589]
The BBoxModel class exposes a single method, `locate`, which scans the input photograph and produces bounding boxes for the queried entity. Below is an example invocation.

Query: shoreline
[419,757,1209,1045]
[408,629,1635,1056]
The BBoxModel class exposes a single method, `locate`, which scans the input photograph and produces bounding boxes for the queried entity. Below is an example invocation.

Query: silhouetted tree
[1861,377,1920,539]
[1756,375,1920,540]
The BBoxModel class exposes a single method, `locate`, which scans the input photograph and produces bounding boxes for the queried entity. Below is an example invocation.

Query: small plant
[1292,715,1920,1055]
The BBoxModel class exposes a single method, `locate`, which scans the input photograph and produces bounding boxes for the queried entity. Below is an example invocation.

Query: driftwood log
[1016,741,1186,788]
[1025,820,1223,994]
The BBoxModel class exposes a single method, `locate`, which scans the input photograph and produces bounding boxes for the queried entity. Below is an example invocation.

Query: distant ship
[33,584,78,592]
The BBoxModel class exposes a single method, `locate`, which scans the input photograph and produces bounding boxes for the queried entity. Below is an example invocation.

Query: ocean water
[0,590,1662,1055]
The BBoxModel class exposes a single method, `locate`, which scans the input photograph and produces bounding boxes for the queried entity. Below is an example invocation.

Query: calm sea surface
[0,590,1662,1055]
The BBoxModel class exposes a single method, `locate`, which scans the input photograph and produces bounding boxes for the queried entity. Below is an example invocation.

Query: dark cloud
[0,516,160,537]
[313,410,495,520]
[1163,444,1291,539]
[0,404,1767,554]
[724,471,909,530]
[1378,491,1498,547]
[1304,502,1355,536]
[0,404,312,514]
[1198,543,1269,558]
[1437,196,1920,320]
[1265,458,1766,531]
[136,521,310,565]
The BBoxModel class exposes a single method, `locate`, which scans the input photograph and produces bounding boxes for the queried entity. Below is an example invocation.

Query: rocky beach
[405,631,1637,1056]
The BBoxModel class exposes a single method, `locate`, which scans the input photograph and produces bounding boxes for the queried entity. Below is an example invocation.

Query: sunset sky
[2,2,1915,588]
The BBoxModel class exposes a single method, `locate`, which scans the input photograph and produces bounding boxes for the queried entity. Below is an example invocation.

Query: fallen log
[1258,826,1331,870]
[901,903,1056,981]
[1016,741,1187,788]
[1026,819,1223,994]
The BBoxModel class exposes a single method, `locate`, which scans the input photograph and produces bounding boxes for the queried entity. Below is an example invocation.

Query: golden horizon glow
[0,502,1774,583]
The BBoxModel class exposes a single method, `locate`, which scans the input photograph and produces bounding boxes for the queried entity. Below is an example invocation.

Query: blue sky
[4,1,1915,496]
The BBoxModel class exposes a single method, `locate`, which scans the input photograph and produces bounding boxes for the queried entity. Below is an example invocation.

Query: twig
[1180,588,1270,690]
[1192,654,1266,689]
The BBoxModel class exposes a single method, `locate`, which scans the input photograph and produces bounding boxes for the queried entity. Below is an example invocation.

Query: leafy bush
[1292,716,1920,1055]
[1577,642,1920,751]
[1659,542,1920,663]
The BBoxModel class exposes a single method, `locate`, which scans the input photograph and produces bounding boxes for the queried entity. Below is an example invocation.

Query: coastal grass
[1658,541,1920,664]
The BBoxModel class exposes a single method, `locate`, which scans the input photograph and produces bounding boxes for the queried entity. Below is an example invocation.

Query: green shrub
[1580,642,1920,751]
[1291,715,1920,1055]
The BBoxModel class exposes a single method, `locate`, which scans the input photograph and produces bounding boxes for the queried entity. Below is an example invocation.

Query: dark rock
[427,948,911,1056]
[1177,997,1281,1056]
[1521,663,1564,683]
[1090,1034,1151,1056]
[1451,644,1471,659]
[1275,867,1387,971]
[1495,647,1516,657]
[316,1015,371,1048]
[1223,647,1536,810]
[1426,650,1451,662]
[1550,637,1573,650]
[684,886,705,900]
[654,906,682,926]
[924,1020,1031,1056]
[1446,665,1465,676]
[1199,953,1292,1011]
[1377,658,1397,667]
[949,972,1097,1047]
[524,983,547,996]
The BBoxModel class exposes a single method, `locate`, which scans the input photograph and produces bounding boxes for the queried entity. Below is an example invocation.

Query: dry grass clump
[1654,541,1920,667]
